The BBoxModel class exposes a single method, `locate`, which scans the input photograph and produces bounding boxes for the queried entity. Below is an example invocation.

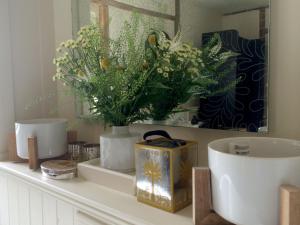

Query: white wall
[268,0,300,139]
[222,10,260,39]
[181,1,223,47]
[9,0,57,120]
[0,0,57,160]
[0,0,16,160]
[53,0,77,122]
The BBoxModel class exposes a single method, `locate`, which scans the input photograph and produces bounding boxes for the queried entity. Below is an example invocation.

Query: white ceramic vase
[100,126,140,173]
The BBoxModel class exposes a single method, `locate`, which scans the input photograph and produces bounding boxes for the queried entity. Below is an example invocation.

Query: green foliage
[143,30,201,120]
[53,14,239,125]
[193,34,240,97]
[53,15,157,126]
[145,31,238,120]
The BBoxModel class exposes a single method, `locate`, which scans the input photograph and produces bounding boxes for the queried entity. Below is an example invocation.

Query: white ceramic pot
[100,126,140,173]
[15,119,67,159]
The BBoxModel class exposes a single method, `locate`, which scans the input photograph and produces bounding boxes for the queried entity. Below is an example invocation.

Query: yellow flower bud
[78,70,85,77]
[142,61,149,69]
[100,58,110,71]
[148,34,157,45]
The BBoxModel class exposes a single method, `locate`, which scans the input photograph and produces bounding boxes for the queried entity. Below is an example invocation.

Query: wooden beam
[280,185,300,225]
[92,0,176,21]
[193,167,213,224]
[223,6,269,16]
[259,8,268,38]
[175,0,180,33]
[98,1,109,41]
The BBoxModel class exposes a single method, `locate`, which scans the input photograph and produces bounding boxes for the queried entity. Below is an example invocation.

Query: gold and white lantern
[135,135,197,213]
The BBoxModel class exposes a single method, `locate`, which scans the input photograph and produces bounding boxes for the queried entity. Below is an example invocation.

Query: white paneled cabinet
[0,173,76,225]
[0,172,125,225]
[0,164,193,225]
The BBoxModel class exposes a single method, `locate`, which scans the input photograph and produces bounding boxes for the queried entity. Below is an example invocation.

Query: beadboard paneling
[0,173,9,225]
[18,184,31,225]
[7,178,19,225]
[29,188,44,225]
[57,200,74,225]
[43,193,58,225]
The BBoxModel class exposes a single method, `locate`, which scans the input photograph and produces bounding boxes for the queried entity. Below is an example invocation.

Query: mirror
[72,0,270,133]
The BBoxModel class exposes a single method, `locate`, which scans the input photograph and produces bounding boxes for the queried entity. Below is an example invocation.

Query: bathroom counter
[0,162,193,225]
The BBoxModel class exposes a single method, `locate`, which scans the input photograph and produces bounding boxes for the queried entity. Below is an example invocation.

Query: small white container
[15,118,67,159]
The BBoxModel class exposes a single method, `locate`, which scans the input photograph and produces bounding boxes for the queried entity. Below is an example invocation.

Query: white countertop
[0,162,193,225]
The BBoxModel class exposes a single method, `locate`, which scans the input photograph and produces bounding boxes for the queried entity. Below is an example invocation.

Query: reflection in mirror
[72,0,270,133]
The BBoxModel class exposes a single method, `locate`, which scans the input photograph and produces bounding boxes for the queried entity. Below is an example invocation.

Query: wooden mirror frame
[91,0,181,40]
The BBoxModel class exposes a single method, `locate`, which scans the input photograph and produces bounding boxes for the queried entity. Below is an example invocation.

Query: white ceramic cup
[15,118,68,159]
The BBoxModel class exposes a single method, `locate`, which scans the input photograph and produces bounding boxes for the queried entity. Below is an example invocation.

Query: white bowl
[15,118,68,159]
[208,137,300,225]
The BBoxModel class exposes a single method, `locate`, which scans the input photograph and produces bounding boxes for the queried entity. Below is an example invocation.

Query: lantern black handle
[143,130,173,141]
[143,130,186,147]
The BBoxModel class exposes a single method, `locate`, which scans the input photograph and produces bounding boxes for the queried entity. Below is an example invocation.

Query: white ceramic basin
[15,119,67,159]
[208,137,300,225]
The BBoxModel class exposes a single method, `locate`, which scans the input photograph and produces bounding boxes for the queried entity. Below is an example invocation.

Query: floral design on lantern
[144,160,162,201]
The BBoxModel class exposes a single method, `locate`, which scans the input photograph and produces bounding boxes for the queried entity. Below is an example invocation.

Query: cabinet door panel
[0,173,79,225]
[1,172,129,225]
[43,193,57,225]
[7,178,19,225]
[0,173,9,225]
[29,187,44,225]
[57,200,74,225]
[18,184,30,225]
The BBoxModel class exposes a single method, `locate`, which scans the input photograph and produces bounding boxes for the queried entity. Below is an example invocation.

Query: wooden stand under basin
[193,167,300,225]
[280,185,300,225]
[8,131,77,170]
[193,167,234,225]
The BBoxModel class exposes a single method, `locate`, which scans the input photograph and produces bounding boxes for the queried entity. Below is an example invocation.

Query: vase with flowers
[53,16,162,172]
[53,14,238,172]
